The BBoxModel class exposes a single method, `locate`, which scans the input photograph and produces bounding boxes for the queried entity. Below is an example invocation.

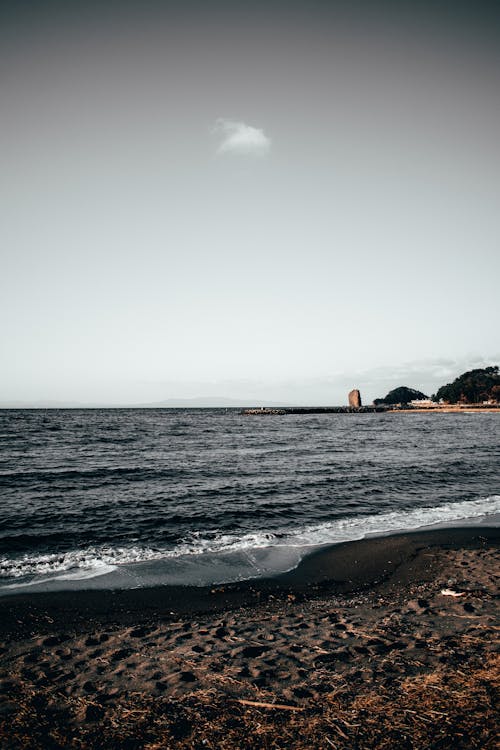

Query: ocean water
[0,408,498,594]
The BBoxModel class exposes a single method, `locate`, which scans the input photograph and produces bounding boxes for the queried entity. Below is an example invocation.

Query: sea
[0,408,499,595]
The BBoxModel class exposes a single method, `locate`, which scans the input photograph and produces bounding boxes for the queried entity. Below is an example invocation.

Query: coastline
[0,526,500,636]
[1,526,499,635]
[243,405,500,415]
[389,405,500,413]
[1,526,498,748]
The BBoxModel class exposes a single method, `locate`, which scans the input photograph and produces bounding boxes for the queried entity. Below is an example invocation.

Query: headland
[243,365,500,415]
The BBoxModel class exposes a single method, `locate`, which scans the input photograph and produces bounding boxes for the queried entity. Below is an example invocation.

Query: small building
[409,399,435,408]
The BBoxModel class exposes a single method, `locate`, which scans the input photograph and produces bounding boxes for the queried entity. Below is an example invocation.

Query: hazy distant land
[3,365,498,411]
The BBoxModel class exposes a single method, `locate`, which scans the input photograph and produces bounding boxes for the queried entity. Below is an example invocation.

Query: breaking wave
[1,495,498,583]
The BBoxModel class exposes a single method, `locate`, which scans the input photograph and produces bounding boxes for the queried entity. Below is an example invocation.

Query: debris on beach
[1,539,498,749]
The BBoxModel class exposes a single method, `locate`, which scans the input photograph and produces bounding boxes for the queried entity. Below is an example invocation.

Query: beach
[1,526,498,749]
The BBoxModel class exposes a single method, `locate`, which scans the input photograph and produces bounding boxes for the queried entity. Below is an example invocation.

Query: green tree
[434,367,500,404]
[374,386,428,405]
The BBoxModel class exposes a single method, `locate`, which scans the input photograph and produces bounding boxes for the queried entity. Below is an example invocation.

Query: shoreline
[2,526,498,748]
[2,526,498,635]
[243,405,500,415]
[389,405,500,413]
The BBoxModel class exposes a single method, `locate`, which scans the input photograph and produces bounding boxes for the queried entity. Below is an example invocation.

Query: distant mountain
[0,400,91,409]
[0,397,291,409]
[373,386,428,405]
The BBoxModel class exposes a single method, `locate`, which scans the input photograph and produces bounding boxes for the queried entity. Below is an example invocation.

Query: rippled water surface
[0,409,498,591]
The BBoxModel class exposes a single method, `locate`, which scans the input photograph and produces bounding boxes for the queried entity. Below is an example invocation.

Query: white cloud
[213,119,271,156]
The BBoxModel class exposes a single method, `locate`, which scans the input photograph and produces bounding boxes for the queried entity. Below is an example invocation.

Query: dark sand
[1,527,498,749]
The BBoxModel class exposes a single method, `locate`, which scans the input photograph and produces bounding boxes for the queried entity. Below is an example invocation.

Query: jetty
[242,406,387,415]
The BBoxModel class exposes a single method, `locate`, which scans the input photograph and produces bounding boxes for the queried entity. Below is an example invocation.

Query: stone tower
[348,389,362,408]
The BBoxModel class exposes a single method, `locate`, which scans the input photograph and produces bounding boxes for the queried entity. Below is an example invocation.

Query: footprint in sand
[179,670,197,683]
[24,649,42,664]
[56,648,73,661]
[129,626,149,638]
[110,648,134,662]
[214,626,230,639]
[241,645,269,658]
[42,634,70,647]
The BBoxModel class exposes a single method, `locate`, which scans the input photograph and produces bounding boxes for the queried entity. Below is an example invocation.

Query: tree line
[374,366,500,405]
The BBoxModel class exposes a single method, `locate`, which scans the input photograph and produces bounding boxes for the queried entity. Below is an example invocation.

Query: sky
[1,0,499,405]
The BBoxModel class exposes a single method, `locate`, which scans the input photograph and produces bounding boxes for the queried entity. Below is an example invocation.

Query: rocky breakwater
[242,408,287,415]
[242,406,387,415]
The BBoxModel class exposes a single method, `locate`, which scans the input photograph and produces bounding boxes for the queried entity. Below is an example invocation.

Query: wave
[0,546,167,580]
[1,495,498,582]
[0,466,185,485]
[285,494,500,547]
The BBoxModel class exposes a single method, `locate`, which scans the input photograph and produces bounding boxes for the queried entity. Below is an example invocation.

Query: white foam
[0,563,118,590]
[0,546,166,580]
[284,495,500,548]
[58,562,118,580]
[1,495,498,584]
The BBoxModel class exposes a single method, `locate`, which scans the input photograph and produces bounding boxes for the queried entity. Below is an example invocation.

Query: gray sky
[1,1,499,405]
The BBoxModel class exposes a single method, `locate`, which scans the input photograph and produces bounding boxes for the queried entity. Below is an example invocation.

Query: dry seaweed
[1,654,498,749]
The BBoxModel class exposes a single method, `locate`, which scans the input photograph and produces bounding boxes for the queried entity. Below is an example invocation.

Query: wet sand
[1,527,498,749]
